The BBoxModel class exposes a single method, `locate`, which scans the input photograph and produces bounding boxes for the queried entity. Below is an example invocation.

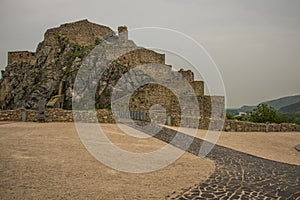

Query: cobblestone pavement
[128,123,300,200]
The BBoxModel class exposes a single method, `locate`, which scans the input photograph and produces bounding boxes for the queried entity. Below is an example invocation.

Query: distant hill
[227,95,300,115]
[279,101,300,113]
[264,95,300,110]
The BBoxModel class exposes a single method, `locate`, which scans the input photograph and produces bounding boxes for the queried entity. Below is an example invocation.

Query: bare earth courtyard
[0,122,299,199]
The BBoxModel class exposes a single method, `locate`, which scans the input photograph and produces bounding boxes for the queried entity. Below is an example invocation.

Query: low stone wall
[0,109,300,132]
[0,110,22,121]
[223,120,300,132]
[0,109,115,123]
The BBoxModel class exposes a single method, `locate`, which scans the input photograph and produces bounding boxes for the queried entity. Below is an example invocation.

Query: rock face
[0,19,115,109]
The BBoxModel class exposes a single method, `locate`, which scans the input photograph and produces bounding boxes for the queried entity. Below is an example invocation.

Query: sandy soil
[165,126,300,165]
[0,122,214,200]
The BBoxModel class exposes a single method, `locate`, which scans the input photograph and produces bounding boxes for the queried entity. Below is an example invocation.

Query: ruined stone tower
[118,26,128,42]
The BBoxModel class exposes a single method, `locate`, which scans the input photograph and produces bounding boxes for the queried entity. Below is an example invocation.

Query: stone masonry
[0,109,299,132]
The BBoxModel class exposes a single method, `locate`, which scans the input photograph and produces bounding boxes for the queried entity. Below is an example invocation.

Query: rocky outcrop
[0,20,168,110]
[0,20,115,110]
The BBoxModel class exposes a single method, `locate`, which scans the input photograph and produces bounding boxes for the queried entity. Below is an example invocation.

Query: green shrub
[249,104,284,123]
[226,113,234,120]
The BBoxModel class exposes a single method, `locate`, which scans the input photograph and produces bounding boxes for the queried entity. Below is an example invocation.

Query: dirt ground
[1,122,299,199]
[166,126,300,165]
[0,122,214,200]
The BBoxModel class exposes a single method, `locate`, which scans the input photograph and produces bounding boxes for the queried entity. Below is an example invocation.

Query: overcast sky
[0,0,299,108]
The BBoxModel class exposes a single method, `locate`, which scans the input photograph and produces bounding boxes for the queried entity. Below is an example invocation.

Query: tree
[249,103,283,123]
[226,113,234,120]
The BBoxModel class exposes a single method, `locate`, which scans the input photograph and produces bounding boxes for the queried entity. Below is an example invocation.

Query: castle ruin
[0,20,224,129]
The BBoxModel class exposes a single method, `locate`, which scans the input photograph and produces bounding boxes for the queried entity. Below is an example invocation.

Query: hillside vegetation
[227,95,300,124]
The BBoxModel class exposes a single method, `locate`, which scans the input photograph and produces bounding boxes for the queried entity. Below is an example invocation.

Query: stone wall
[224,120,300,132]
[129,84,181,125]
[44,19,114,47]
[178,69,194,83]
[191,81,204,97]
[127,68,211,128]
[0,109,114,123]
[114,48,165,67]
[95,48,166,109]
[0,109,300,132]
[8,51,36,65]
[0,110,22,121]
[118,26,128,41]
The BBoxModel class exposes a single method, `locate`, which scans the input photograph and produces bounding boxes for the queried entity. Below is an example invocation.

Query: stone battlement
[191,81,204,97]
[118,26,128,42]
[7,51,36,65]
[178,69,204,96]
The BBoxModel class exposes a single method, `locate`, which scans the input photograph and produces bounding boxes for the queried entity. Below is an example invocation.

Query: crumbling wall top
[44,19,114,47]
[178,69,194,83]
[7,51,36,65]
[191,81,204,97]
[118,26,128,42]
